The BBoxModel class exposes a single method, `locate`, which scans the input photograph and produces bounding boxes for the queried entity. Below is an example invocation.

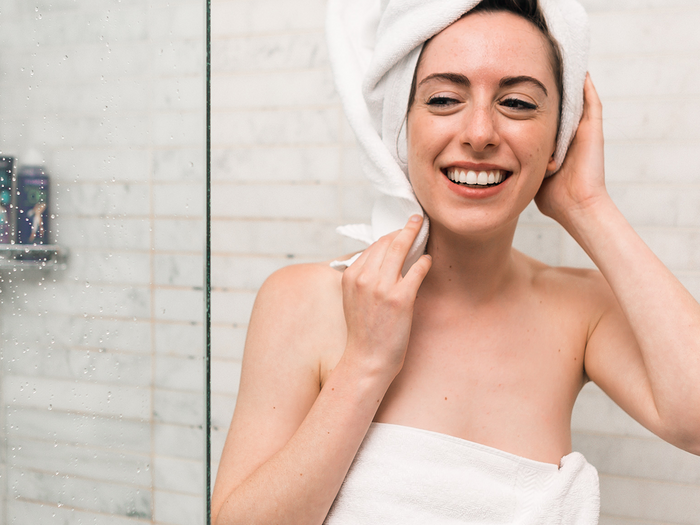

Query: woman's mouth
[443,167,511,187]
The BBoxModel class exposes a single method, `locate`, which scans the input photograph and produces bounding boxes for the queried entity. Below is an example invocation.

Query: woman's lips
[443,167,511,187]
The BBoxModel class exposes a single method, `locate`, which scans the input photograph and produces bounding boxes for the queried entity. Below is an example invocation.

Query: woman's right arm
[211,216,431,525]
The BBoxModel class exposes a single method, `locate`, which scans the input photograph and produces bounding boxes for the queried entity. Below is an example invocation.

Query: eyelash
[499,98,537,110]
[426,96,458,107]
[426,96,538,111]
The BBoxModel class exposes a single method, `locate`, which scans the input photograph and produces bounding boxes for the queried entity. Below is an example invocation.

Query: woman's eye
[427,96,458,107]
[500,98,537,110]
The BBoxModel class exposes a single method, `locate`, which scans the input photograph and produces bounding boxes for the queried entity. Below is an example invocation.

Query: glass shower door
[0,1,208,523]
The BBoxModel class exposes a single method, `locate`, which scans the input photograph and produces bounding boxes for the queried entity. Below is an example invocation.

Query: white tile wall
[209,0,700,524]
[0,0,206,523]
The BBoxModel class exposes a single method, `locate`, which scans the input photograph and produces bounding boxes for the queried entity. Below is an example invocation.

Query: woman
[211,1,700,523]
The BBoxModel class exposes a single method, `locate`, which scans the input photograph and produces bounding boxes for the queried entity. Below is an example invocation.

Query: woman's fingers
[582,73,603,122]
[380,214,425,278]
[347,214,425,281]
[402,253,433,294]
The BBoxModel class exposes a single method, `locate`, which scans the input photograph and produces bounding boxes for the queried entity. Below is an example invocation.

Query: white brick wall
[211,0,700,523]
[0,0,206,523]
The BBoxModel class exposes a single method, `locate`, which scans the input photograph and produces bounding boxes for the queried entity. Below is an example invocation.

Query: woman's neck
[420,221,520,304]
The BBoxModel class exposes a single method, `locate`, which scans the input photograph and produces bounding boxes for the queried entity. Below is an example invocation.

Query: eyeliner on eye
[427,96,457,106]
[500,98,537,110]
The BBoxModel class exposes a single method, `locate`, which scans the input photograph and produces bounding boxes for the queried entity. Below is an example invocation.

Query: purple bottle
[16,154,50,245]
[0,156,13,243]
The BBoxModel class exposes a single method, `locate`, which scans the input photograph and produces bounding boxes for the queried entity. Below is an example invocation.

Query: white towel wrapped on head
[326,0,590,273]
[324,423,600,524]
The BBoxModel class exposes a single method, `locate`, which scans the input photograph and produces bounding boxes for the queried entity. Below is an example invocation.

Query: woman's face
[407,10,560,238]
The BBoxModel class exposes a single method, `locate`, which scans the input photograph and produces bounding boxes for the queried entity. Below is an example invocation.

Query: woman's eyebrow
[499,76,548,97]
[417,72,470,89]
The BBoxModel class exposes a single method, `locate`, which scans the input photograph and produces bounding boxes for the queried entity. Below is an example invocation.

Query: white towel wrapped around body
[326,0,590,272]
[324,423,600,524]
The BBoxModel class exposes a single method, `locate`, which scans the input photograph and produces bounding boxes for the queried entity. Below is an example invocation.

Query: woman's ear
[546,152,557,173]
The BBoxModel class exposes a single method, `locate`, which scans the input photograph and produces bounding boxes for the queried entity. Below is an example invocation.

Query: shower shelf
[0,244,69,270]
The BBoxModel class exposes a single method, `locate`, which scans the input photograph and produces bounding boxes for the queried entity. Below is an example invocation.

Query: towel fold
[327,0,590,272]
[324,422,600,524]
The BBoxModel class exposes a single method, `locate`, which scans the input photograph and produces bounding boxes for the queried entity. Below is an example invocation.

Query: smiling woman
[209,0,700,524]
[406,12,561,237]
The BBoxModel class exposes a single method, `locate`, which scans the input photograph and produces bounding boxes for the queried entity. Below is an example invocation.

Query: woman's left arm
[536,74,700,454]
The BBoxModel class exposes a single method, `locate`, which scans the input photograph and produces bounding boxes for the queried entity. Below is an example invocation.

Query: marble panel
[210,359,242,397]
[512,225,561,266]
[154,218,205,252]
[155,355,204,393]
[154,254,205,288]
[152,111,205,148]
[590,55,700,98]
[210,290,256,325]
[7,408,151,454]
[599,474,700,524]
[602,99,700,143]
[2,315,150,355]
[56,182,149,218]
[154,182,205,217]
[4,375,151,420]
[7,499,146,525]
[152,76,205,112]
[9,469,151,520]
[210,255,289,291]
[211,145,340,183]
[57,216,151,250]
[154,456,204,494]
[581,0,700,10]
[340,184,379,224]
[153,39,205,77]
[153,148,205,182]
[212,69,337,110]
[210,325,246,360]
[211,107,339,147]
[211,0,326,37]
[211,184,339,220]
[154,322,204,358]
[7,281,151,319]
[211,32,329,72]
[603,142,700,185]
[154,423,204,461]
[3,345,152,387]
[154,288,204,323]
[64,250,151,286]
[153,389,203,426]
[7,435,151,486]
[153,490,204,525]
[573,433,700,485]
[51,147,151,183]
[148,2,205,41]
[211,218,340,257]
[572,383,656,439]
[210,393,236,430]
[589,9,700,55]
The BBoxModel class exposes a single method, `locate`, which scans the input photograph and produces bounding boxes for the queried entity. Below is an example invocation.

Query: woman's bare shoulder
[247,259,348,360]
[515,249,613,304]
[257,259,344,310]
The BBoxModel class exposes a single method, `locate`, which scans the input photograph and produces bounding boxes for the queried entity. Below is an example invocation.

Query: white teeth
[447,168,507,186]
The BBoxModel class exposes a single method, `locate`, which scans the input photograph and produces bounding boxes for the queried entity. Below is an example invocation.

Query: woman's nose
[458,104,500,152]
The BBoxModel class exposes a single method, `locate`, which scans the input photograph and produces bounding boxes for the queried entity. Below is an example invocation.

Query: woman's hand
[535,74,608,228]
[341,215,432,379]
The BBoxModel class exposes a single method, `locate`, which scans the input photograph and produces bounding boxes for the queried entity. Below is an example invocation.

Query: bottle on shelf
[16,149,50,245]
